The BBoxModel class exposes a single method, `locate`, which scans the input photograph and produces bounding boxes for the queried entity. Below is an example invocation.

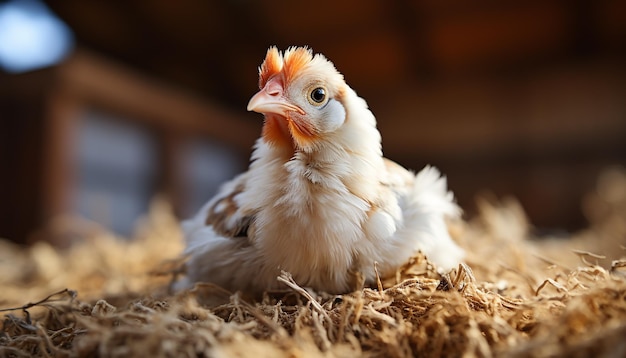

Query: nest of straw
[1,167,625,357]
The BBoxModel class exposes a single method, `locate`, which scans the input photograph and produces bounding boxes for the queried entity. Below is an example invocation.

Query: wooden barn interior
[1,0,625,245]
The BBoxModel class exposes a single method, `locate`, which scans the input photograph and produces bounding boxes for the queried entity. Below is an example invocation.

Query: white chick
[177,46,464,294]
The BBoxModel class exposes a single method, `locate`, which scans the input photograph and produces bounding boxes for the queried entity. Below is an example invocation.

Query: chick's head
[247,46,348,151]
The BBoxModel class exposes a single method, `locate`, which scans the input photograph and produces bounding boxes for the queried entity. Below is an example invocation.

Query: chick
[177,46,464,294]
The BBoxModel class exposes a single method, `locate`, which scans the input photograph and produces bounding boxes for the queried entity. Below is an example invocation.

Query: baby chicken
[177,46,464,294]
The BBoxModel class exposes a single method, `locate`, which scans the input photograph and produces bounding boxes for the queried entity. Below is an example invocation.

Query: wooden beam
[56,49,260,149]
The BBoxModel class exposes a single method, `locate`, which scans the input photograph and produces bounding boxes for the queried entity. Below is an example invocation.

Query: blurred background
[0,0,625,245]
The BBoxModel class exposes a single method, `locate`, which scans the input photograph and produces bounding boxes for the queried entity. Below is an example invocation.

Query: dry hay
[1,167,626,357]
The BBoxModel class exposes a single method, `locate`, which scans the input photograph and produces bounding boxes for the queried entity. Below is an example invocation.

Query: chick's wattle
[177,46,464,294]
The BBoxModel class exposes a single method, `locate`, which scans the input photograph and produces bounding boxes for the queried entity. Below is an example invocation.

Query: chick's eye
[309,87,326,104]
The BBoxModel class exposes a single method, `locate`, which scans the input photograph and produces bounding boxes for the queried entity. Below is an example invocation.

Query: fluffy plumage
[177,47,464,294]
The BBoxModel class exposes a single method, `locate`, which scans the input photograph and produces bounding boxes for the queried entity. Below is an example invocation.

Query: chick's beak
[247,79,305,116]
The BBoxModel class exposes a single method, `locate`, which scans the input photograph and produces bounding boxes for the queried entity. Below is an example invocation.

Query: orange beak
[247,78,305,116]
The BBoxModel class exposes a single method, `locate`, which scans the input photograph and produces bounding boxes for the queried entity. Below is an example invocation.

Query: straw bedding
[1,167,625,357]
